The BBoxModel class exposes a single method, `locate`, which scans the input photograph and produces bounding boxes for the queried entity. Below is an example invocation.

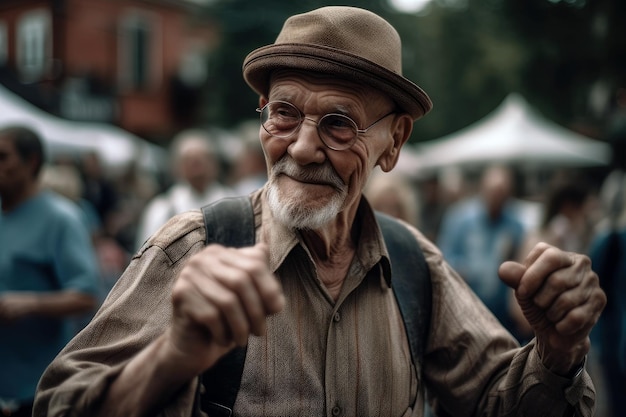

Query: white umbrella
[0,83,165,171]
[410,93,611,176]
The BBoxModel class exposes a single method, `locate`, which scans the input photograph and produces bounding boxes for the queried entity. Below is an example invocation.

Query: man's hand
[95,243,284,417]
[0,292,37,322]
[499,242,606,376]
[166,242,285,372]
[0,291,96,322]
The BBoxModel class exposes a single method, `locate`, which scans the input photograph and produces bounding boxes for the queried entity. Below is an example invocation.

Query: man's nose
[287,119,326,164]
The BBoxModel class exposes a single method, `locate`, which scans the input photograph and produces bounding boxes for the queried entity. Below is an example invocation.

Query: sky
[388,0,434,13]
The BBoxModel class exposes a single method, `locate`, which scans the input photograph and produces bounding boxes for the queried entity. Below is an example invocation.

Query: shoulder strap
[376,212,432,368]
[197,196,254,417]
[202,196,255,249]
[196,198,432,416]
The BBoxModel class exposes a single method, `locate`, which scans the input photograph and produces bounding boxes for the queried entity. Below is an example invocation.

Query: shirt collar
[256,188,392,289]
[355,196,392,288]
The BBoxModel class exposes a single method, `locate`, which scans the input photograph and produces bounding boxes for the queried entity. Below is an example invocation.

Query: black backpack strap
[195,196,255,417]
[203,196,256,249]
[376,212,432,370]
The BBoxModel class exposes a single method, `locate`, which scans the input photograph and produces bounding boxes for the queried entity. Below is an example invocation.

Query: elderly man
[34,6,605,417]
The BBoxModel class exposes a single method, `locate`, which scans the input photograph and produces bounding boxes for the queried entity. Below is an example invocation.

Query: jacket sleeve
[34,212,206,417]
[417,234,596,417]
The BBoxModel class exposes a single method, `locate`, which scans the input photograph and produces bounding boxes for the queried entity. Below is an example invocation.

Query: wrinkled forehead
[268,69,395,109]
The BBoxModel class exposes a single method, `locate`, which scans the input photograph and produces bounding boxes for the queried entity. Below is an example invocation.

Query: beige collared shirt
[34,188,595,417]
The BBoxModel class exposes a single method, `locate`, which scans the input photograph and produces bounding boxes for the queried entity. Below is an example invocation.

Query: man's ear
[377,114,413,172]
[259,96,268,108]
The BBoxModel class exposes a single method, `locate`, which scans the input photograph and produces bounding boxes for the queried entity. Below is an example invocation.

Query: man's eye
[277,109,297,118]
[325,116,353,129]
[271,105,298,119]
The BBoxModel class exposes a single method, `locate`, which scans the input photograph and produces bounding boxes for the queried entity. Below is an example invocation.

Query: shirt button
[333,312,341,322]
[331,405,342,416]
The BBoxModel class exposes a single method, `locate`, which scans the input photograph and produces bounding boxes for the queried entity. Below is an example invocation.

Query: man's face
[261,72,399,229]
[178,149,217,192]
[0,135,31,198]
[481,167,513,219]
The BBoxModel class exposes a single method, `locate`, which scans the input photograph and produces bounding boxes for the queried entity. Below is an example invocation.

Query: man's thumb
[498,261,526,290]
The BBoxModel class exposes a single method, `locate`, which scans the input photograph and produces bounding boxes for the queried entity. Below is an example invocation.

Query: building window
[16,9,52,82]
[178,42,209,88]
[0,21,7,66]
[118,11,162,91]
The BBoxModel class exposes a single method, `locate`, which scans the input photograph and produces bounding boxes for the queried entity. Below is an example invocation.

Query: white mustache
[271,157,345,190]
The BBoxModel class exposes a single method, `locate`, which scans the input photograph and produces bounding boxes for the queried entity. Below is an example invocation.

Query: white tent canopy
[401,93,611,178]
[0,83,165,172]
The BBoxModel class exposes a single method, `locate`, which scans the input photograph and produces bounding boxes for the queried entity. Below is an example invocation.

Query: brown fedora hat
[242,6,433,120]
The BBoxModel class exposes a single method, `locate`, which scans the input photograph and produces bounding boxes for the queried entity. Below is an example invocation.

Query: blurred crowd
[39,125,268,301]
[2,118,625,416]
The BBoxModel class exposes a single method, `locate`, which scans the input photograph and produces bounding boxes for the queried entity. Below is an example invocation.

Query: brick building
[0,0,218,144]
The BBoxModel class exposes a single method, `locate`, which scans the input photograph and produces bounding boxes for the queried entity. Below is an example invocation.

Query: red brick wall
[61,0,217,139]
[1,0,218,142]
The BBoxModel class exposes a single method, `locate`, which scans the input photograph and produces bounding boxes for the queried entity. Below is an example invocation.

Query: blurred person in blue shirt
[0,125,99,417]
[438,164,526,341]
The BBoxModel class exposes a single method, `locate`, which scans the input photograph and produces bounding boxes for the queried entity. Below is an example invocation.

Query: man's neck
[301,228,355,302]
[298,210,358,301]
[1,183,39,213]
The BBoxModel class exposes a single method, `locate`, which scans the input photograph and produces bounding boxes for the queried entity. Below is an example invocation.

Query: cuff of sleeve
[529,344,593,407]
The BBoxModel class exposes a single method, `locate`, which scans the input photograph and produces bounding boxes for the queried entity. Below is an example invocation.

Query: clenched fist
[167,243,285,372]
[499,242,606,376]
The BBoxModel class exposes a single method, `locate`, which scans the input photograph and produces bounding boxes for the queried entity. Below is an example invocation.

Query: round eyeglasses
[256,101,395,151]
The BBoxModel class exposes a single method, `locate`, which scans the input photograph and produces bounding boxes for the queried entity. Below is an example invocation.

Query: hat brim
[243,43,432,121]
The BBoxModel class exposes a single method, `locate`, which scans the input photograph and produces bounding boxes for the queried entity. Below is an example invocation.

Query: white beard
[266,157,348,230]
